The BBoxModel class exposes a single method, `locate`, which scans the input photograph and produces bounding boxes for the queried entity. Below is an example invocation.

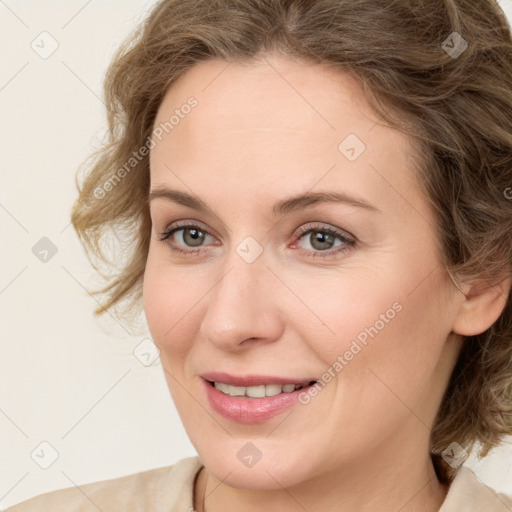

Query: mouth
[202,377,319,423]
[205,379,318,398]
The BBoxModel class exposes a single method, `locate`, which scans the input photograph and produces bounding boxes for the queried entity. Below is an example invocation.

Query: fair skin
[143,54,510,511]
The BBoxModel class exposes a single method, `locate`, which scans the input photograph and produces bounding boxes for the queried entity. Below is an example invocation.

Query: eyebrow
[148,187,380,216]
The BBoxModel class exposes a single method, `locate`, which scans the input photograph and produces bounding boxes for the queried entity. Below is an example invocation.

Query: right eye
[158,221,218,256]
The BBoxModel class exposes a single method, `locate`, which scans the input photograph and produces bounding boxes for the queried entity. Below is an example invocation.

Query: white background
[1,0,512,508]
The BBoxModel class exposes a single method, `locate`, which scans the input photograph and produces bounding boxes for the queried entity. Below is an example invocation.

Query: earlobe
[451,274,511,337]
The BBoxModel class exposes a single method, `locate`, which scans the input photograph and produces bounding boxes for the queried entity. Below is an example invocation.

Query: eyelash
[157,221,356,259]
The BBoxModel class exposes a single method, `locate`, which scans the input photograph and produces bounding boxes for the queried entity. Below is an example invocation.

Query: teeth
[246,385,266,398]
[229,385,245,396]
[213,381,312,398]
[265,384,282,397]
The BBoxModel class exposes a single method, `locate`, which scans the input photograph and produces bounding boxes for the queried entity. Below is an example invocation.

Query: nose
[199,255,285,351]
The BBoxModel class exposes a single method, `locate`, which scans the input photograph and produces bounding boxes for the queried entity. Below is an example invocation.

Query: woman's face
[143,55,463,490]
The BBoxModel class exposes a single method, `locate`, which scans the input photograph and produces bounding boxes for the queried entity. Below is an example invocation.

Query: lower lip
[202,378,316,424]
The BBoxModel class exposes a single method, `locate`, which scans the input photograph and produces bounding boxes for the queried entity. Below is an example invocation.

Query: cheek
[309,237,452,389]
[142,249,203,354]
[294,259,451,424]
[282,261,409,363]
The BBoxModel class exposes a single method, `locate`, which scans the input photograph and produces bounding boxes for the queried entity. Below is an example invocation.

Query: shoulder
[440,466,512,512]
[4,456,203,512]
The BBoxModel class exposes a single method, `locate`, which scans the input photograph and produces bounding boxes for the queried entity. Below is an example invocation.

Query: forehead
[149,55,420,215]
[153,56,380,147]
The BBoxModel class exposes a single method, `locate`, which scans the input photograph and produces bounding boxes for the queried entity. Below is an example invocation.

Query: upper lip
[201,371,317,387]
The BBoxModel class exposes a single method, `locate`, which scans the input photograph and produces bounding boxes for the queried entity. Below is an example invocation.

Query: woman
[7,0,512,510]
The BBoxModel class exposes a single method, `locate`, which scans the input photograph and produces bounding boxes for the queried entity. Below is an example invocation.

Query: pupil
[185,228,204,246]
[312,232,333,250]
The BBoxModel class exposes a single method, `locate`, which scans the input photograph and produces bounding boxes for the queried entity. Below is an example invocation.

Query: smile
[211,380,316,398]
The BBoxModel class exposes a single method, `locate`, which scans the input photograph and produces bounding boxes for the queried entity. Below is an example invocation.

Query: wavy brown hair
[71,0,512,483]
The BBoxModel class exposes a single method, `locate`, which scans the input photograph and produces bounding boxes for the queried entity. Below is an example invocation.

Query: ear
[452,273,511,337]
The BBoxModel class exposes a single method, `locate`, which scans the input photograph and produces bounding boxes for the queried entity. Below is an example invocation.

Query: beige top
[5,456,512,511]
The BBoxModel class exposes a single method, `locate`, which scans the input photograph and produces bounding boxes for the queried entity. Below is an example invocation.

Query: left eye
[299,229,342,251]
[295,227,352,252]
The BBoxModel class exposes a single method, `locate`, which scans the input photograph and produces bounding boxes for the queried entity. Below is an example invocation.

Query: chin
[195,442,316,491]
